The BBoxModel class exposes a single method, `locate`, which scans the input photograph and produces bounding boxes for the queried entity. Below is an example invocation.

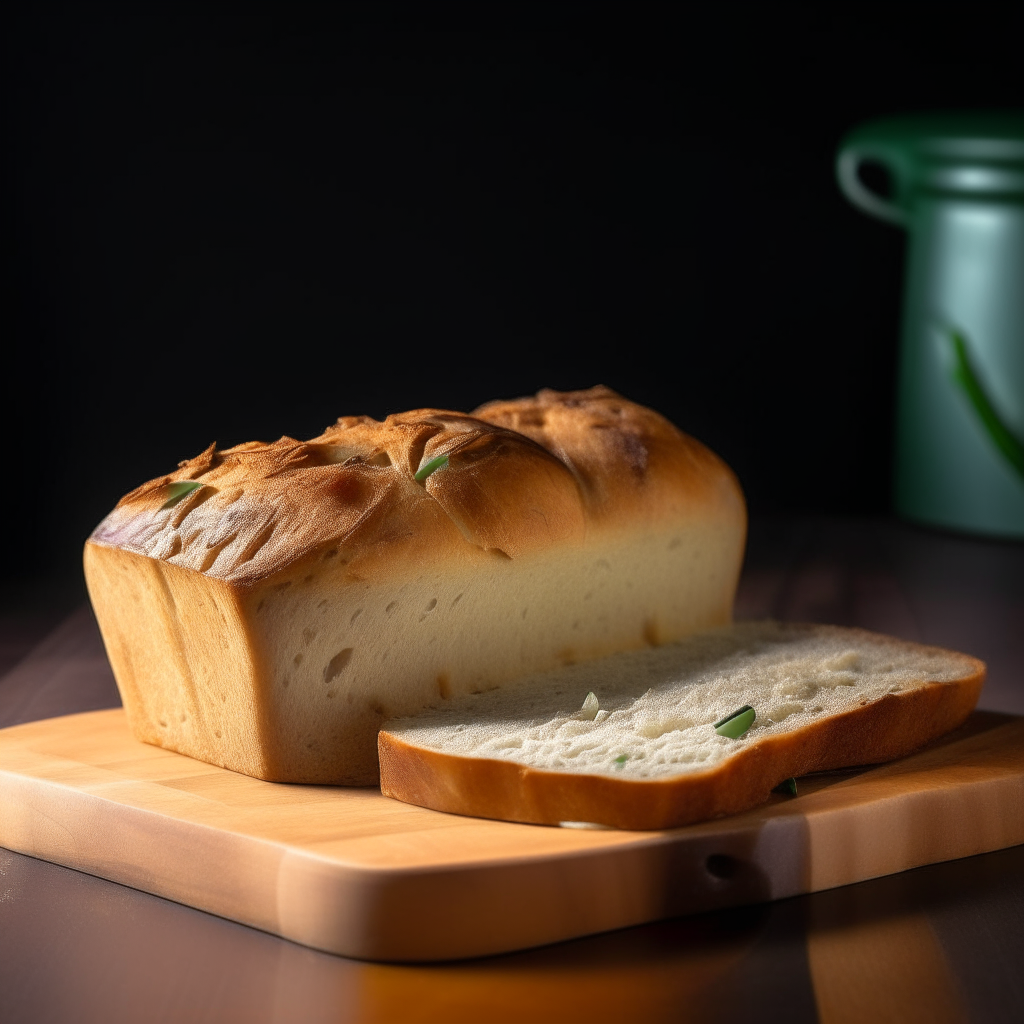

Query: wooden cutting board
[1,708,1022,963]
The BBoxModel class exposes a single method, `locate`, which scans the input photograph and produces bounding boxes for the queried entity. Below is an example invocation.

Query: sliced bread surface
[378,622,985,829]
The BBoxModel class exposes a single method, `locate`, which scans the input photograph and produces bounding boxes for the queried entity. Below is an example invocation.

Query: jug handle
[836,146,909,227]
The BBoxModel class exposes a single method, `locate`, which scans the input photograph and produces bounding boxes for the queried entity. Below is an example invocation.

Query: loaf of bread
[378,622,985,828]
[84,387,746,784]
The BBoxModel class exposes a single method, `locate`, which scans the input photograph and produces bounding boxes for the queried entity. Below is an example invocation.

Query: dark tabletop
[2,518,1023,1024]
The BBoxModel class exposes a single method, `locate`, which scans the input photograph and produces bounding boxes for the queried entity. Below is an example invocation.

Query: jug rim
[837,111,1024,221]
[842,111,1024,163]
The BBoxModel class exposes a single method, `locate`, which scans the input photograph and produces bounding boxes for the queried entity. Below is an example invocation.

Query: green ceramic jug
[837,112,1024,538]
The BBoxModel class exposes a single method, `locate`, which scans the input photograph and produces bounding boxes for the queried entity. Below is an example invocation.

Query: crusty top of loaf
[87,386,745,588]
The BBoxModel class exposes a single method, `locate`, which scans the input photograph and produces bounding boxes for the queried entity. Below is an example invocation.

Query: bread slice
[378,622,985,829]
[84,387,745,785]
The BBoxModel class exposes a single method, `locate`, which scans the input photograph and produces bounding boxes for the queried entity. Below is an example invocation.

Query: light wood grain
[1,708,1022,962]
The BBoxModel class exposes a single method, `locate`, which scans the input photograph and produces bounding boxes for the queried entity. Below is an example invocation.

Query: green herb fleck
[613,754,628,769]
[713,705,755,739]
[160,481,204,509]
[414,454,449,482]
[944,324,1024,480]
[774,777,798,797]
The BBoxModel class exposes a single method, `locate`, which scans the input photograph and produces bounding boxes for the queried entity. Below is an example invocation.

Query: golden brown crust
[378,655,986,830]
[474,386,744,529]
[88,387,742,588]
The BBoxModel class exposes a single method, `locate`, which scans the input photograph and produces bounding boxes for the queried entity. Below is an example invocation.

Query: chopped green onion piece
[713,705,755,739]
[414,454,449,482]
[613,754,628,770]
[160,481,204,509]
[774,777,798,797]
[580,691,600,720]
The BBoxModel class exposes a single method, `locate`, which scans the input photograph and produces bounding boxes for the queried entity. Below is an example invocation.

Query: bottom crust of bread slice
[377,622,985,830]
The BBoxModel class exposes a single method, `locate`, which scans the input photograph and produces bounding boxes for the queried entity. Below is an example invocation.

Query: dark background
[4,8,1023,583]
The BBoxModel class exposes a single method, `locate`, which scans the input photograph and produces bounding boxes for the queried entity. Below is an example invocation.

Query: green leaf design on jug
[943,325,1024,481]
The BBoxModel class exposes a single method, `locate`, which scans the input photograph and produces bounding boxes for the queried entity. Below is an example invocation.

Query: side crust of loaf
[86,519,742,783]
[377,656,985,830]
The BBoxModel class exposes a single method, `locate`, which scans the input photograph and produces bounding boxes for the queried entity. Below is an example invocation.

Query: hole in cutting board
[705,854,737,880]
